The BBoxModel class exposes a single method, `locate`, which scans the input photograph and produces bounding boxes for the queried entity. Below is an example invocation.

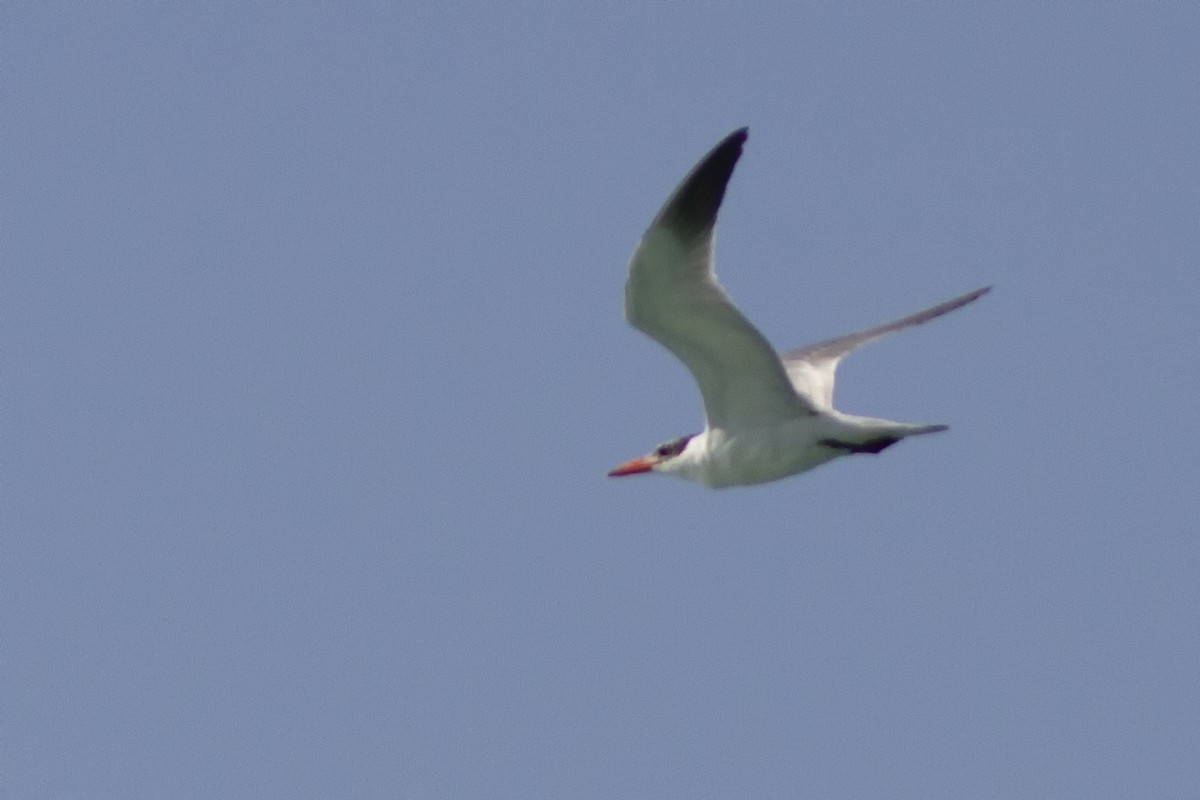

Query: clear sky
[6,4,1199,799]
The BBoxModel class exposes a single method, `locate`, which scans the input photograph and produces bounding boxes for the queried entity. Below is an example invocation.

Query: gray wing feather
[625,129,816,430]
[781,286,991,408]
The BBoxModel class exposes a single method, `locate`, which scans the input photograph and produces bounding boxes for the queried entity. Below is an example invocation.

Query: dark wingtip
[725,127,750,146]
[654,127,750,237]
[949,285,993,314]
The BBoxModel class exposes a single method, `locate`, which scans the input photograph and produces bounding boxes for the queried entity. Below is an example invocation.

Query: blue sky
[6,4,1199,798]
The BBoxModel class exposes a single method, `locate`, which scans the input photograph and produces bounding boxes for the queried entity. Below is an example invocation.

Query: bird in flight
[608,128,989,488]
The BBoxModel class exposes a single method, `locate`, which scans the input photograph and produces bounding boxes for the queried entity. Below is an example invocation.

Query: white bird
[608,128,989,488]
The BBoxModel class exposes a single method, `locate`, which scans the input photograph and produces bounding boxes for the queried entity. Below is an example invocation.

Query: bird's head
[607,434,697,478]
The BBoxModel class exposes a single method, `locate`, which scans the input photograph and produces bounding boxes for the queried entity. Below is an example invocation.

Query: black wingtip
[954,285,993,310]
[655,127,750,237]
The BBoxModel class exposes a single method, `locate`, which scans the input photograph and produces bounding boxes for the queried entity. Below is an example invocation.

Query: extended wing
[624,128,815,431]
[781,286,991,409]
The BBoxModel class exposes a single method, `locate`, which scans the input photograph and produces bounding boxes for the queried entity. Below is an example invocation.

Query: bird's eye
[656,438,685,458]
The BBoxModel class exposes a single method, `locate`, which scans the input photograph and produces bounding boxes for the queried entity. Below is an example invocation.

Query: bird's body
[646,413,947,489]
[608,128,988,488]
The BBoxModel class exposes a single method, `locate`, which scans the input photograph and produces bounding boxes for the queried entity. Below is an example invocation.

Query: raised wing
[624,128,815,431]
[781,286,991,409]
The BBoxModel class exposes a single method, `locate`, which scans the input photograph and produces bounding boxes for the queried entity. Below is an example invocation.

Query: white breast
[675,421,843,488]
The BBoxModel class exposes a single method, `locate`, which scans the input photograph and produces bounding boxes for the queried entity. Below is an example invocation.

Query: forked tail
[819,421,949,455]
[906,423,949,437]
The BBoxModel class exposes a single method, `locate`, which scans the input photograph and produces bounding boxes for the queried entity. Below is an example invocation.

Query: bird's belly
[699,427,840,488]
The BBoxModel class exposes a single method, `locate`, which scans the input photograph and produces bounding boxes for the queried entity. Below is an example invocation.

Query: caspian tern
[608,128,989,488]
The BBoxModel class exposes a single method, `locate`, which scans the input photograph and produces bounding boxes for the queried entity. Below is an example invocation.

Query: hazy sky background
[6,4,1199,798]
